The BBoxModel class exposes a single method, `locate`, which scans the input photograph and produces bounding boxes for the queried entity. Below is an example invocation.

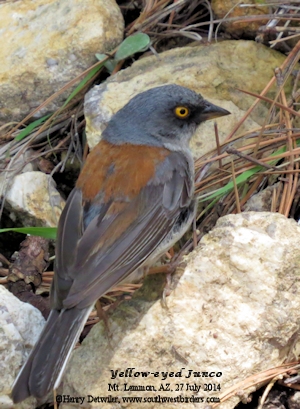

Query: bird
[11,84,230,403]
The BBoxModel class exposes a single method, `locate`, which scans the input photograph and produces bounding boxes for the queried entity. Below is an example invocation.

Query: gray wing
[53,151,194,310]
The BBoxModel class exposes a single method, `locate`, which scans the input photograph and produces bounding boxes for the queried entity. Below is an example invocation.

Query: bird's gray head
[103,84,230,148]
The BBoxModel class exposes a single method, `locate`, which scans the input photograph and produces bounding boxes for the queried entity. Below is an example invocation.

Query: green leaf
[115,33,151,62]
[200,165,264,202]
[200,144,290,203]
[95,53,117,73]
[15,114,52,141]
[63,63,104,108]
[0,227,57,239]
[95,53,107,61]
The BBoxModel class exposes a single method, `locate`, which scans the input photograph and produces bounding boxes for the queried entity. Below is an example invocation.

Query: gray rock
[243,183,280,212]
[0,0,124,121]
[288,391,300,409]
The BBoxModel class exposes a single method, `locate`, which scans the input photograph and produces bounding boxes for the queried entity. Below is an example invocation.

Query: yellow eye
[174,106,190,119]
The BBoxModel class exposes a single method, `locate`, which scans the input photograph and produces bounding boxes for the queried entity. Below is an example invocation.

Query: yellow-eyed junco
[11,84,229,402]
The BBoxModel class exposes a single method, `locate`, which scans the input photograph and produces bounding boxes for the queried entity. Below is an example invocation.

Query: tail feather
[11,306,92,403]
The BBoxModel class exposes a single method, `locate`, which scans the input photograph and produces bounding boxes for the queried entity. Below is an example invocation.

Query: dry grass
[211,362,300,408]
[194,40,300,238]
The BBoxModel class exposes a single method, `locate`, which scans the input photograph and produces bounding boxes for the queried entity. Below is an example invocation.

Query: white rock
[60,212,300,409]
[0,285,45,409]
[5,171,65,226]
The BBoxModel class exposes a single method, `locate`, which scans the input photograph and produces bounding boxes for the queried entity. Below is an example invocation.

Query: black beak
[198,101,230,122]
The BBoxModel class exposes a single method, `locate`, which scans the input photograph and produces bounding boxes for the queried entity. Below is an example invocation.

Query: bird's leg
[95,299,112,339]
[161,272,173,309]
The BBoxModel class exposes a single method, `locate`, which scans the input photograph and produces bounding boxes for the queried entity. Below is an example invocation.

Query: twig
[231,160,241,213]
[224,40,300,142]
[257,374,284,409]
[236,88,300,118]
[214,122,223,170]
[226,147,276,170]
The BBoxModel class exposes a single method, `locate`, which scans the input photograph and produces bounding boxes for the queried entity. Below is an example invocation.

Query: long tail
[11,306,92,403]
